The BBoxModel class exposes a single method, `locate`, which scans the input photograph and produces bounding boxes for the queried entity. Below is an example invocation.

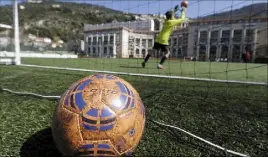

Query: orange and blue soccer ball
[52,74,146,156]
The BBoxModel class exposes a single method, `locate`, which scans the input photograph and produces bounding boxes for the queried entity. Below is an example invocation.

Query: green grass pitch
[0,58,267,156]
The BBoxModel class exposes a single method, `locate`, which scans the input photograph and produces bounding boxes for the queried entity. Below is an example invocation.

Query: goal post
[0,0,20,65]
[13,0,21,65]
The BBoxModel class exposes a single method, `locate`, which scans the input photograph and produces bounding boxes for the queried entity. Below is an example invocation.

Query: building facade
[190,17,268,62]
[84,19,188,58]
[84,27,156,58]
[84,17,267,62]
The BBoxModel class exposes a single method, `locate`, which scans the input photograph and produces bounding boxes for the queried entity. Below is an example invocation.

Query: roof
[84,26,159,34]
[190,17,267,24]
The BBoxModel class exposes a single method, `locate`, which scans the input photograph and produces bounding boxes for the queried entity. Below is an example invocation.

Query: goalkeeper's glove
[174,5,179,12]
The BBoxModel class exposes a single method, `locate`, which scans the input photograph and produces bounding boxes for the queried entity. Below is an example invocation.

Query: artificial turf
[0,60,267,156]
[21,58,268,83]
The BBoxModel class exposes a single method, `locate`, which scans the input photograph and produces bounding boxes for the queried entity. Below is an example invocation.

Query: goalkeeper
[142,2,187,69]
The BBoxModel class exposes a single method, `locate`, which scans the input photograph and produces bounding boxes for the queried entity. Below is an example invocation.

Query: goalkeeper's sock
[144,54,151,63]
[160,56,167,65]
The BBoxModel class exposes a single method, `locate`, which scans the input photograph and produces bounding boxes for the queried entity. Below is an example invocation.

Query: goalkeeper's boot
[157,64,164,69]
[141,62,146,68]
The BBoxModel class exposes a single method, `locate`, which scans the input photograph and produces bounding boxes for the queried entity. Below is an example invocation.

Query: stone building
[84,27,156,58]
[84,16,267,62]
[84,20,156,58]
[84,19,189,58]
[189,17,268,62]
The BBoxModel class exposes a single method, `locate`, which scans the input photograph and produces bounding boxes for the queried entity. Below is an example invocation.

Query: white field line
[19,64,268,86]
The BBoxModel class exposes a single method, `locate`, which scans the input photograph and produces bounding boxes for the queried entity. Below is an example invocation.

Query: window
[178,48,182,56]
[182,33,188,45]
[210,31,218,45]
[222,30,230,38]
[88,47,91,53]
[88,37,92,43]
[93,37,97,45]
[209,46,217,55]
[136,49,140,54]
[200,31,207,39]
[148,39,153,47]
[130,48,134,55]
[104,47,107,54]
[221,30,230,44]
[93,47,96,54]
[116,34,119,41]
[142,49,146,57]
[109,47,113,56]
[245,29,254,42]
[98,36,102,44]
[136,38,140,47]
[233,30,242,43]
[142,39,146,47]
[211,31,218,39]
[110,35,114,44]
[199,45,206,54]
[232,45,240,54]
[104,36,108,45]
[173,38,177,46]
[148,49,153,55]
[209,46,217,61]
[200,31,207,44]
[178,36,182,45]
[221,46,228,58]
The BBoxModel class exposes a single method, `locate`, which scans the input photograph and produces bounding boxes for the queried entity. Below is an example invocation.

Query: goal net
[0,23,15,64]
[0,0,267,157]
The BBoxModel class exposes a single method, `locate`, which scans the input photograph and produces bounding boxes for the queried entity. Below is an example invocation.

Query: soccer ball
[181,0,188,8]
[52,74,146,156]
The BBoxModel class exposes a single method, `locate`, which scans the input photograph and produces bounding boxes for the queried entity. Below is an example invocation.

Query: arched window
[136,49,140,55]
[142,49,146,58]
[93,47,96,54]
[104,47,107,54]
[178,48,182,56]
[221,45,229,58]
[199,45,206,61]
[109,47,113,56]
[209,46,217,61]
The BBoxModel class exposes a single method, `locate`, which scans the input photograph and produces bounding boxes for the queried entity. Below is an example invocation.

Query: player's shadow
[20,127,62,157]
[119,65,155,69]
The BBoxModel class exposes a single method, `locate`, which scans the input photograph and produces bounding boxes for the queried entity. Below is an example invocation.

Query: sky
[0,0,267,18]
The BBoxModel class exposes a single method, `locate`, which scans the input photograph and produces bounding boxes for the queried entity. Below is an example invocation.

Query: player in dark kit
[142,1,187,69]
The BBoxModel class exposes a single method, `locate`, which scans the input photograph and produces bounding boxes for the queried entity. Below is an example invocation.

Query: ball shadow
[20,127,135,157]
[20,127,62,157]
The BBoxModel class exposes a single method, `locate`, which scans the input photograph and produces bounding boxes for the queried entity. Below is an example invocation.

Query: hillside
[199,2,267,20]
[0,2,135,42]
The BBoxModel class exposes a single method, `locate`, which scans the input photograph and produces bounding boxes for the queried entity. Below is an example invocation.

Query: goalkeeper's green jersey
[155,10,186,45]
